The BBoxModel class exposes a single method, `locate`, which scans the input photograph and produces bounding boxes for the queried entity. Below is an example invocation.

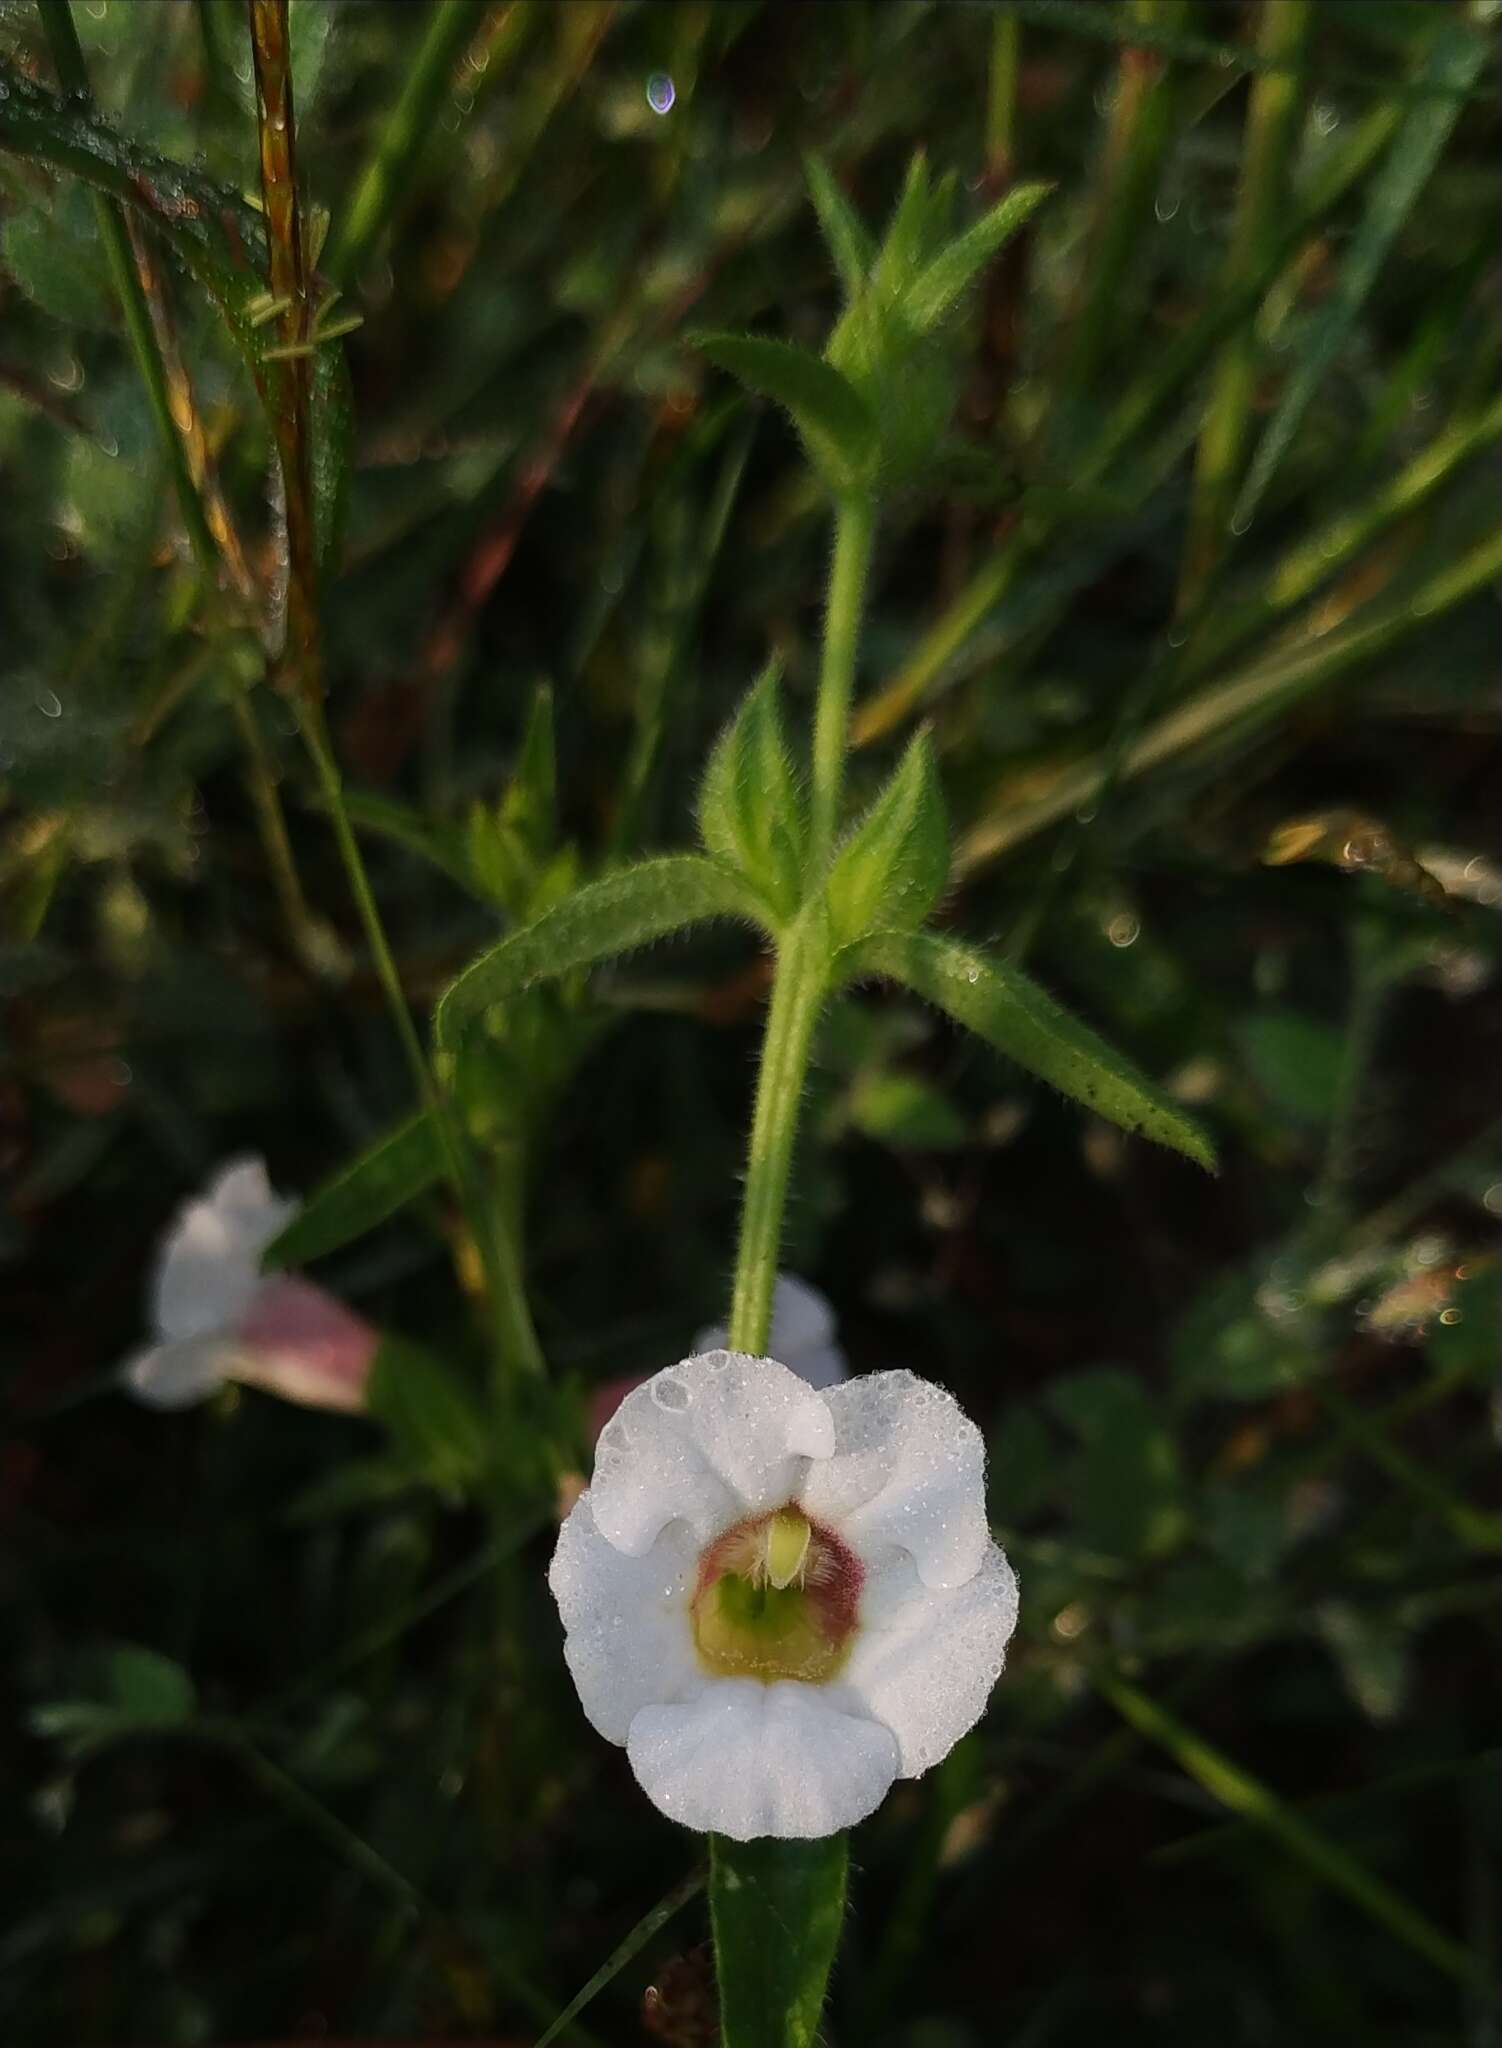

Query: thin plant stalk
[727,909,830,1357]
[808,495,877,874]
[246,0,543,1380]
[324,0,490,287]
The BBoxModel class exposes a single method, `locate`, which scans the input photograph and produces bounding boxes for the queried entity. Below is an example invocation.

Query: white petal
[152,1157,295,1342]
[123,1337,236,1409]
[626,1679,899,1840]
[549,1493,704,1742]
[798,1371,990,1589]
[590,1350,835,1556]
[770,1273,837,1355]
[844,1543,1019,1776]
[695,1275,847,1390]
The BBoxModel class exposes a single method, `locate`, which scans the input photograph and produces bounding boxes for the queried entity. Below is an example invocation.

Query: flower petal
[549,1494,704,1743]
[152,1157,295,1342]
[844,1542,1019,1775]
[798,1370,990,1588]
[123,1337,237,1409]
[589,1350,835,1556]
[626,1679,899,1839]
[695,1275,847,1390]
[234,1276,377,1413]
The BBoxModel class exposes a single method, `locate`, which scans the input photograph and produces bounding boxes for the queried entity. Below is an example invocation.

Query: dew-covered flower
[550,1349,1018,1841]
[588,1274,847,1444]
[122,1158,376,1413]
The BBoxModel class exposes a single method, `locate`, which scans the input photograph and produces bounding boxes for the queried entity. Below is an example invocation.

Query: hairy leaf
[435,855,769,1050]
[710,1833,848,2048]
[825,732,949,948]
[694,332,877,494]
[838,929,1216,1169]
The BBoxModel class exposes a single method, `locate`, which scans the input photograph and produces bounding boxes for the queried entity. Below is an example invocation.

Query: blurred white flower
[589,1274,847,1444]
[695,1275,847,1392]
[551,1350,1018,1841]
[122,1158,376,1413]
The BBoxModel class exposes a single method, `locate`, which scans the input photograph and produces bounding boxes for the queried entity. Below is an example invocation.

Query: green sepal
[803,152,874,295]
[824,731,949,949]
[696,663,808,920]
[836,928,1217,1171]
[365,1335,489,1493]
[710,1832,848,2048]
[693,331,877,496]
[263,1111,444,1268]
[434,854,772,1052]
[903,180,1051,333]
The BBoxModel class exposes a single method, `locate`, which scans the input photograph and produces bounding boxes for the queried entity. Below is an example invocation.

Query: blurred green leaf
[365,1337,489,1492]
[0,179,114,329]
[1049,1368,1186,1560]
[1236,1010,1344,1126]
[848,1069,966,1150]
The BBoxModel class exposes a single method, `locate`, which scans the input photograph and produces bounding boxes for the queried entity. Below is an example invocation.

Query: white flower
[122,1158,376,1413]
[695,1274,847,1391]
[550,1350,1018,1841]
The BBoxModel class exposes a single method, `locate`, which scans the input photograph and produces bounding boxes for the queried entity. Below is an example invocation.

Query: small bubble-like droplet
[646,71,676,115]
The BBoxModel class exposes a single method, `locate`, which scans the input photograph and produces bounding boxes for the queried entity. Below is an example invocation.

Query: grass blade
[1230,19,1489,534]
[533,1866,707,2048]
[1095,1670,1489,1992]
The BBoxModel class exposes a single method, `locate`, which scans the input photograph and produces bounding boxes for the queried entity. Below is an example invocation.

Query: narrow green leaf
[0,70,269,358]
[873,151,936,298]
[825,733,949,949]
[694,332,876,492]
[263,1112,444,1268]
[903,180,1052,334]
[839,929,1216,1169]
[533,1865,707,2048]
[108,1645,196,1725]
[710,1833,848,2048]
[1231,18,1487,533]
[1095,1670,1488,1992]
[803,152,873,296]
[697,663,807,918]
[435,855,769,1051]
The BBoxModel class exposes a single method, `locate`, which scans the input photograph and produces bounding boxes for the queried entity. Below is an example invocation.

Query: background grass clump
[3,1,1501,2043]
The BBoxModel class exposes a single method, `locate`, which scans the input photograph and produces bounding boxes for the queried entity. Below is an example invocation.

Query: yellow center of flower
[691,1506,861,1685]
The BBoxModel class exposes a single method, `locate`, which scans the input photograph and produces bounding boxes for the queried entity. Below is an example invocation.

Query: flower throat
[691,1506,862,1684]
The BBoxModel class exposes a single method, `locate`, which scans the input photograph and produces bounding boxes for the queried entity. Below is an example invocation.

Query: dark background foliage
[2,1,1500,2042]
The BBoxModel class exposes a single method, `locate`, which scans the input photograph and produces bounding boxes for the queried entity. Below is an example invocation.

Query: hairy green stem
[728,911,829,1354]
[808,495,876,875]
